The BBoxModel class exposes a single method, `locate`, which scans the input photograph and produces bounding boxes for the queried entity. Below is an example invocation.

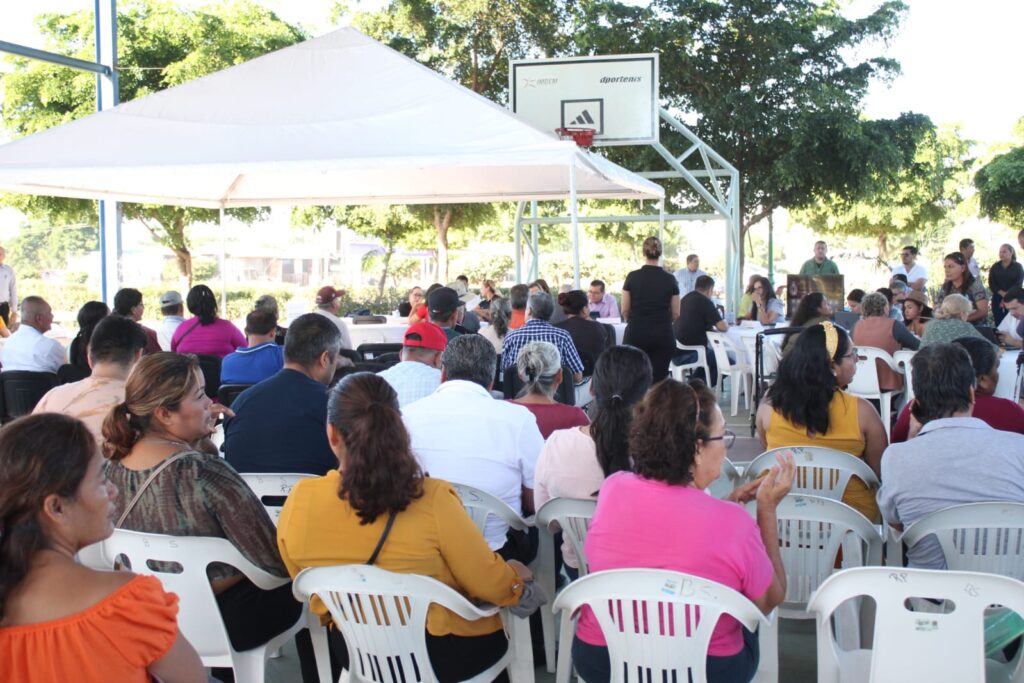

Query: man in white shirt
[890,245,928,292]
[673,254,706,297]
[2,296,65,373]
[402,334,544,561]
[960,238,980,280]
[377,321,445,407]
[0,245,17,326]
[312,285,354,350]
[997,286,1024,349]
[157,290,185,350]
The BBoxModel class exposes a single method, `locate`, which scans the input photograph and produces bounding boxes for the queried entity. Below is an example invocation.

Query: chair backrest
[757,495,882,611]
[501,365,575,405]
[375,351,401,365]
[536,497,597,575]
[893,349,916,402]
[846,346,897,398]
[356,342,403,360]
[293,564,505,683]
[57,363,91,385]
[706,331,733,370]
[901,502,1024,581]
[0,370,58,420]
[553,569,767,683]
[351,315,387,325]
[450,482,529,536]
[744,447,879,502]
[339,348,363,365]
[808,567,1024,682]
[100,530,288,666]
[216,383,253,408]
[195,354,221,399]
[240,472,314,525]
[705,457,740,500]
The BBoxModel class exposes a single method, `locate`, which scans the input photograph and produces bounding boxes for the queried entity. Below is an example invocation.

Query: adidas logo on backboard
[560,99,604,136]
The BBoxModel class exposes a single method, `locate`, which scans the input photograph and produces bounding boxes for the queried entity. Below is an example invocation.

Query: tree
[794,124,973,263]
[570,0,928,262]
[0,0,305,282]
[975,119,1024,230]
[7,222,98,279]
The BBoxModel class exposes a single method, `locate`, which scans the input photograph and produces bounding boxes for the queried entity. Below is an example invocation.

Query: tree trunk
[877,232,890,267]
[378,245,393,299]
[433,206,452,282]
[174,246,193,286]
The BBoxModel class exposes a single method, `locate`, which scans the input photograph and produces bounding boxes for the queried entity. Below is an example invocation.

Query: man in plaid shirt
[501,292,584,383]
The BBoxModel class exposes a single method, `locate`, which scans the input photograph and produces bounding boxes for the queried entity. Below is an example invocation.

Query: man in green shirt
[799,240,840,276]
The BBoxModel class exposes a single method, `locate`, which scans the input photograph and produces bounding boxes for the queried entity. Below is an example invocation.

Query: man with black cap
[313,285,353,350]
[428,286,467,342]
[378,321,447,406]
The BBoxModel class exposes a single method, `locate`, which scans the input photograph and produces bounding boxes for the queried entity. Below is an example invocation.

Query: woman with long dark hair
[782,292,831,352]
[68,300,110,370]
[277,372,531,682]
[170,284,245,357]
[934,251,989,323]
[533,346,652,575]
[741,275,784,324]
[902,291,933,337]
[572,379,795,683]
[621,237,680,381]
[480,296,511,354]
[0,413,204,682]
[755,322,886,520]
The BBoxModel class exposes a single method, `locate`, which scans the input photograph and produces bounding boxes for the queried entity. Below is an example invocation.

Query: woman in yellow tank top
[754,322,887,521]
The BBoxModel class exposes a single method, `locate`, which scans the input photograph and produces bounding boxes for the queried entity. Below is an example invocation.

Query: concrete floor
[260,381,820,683]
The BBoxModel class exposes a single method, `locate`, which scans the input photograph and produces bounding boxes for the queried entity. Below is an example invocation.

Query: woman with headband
[755,321,887,521]
[572,379,796,683]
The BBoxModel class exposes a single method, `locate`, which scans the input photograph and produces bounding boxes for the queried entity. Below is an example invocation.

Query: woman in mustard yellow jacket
[277,372,531,682]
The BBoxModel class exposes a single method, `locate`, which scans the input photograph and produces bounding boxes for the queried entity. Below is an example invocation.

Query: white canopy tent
[0,28,661,292]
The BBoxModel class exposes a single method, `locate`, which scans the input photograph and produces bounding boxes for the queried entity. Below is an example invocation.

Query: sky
[2,0,1023,148]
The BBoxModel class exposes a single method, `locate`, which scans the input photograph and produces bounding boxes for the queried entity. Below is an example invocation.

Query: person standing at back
[621,236,680,382]
[891,245,928,292]
[799,240,840,276]
[0,245,17,326]
[673,254,707,297]
[223,313,342,475]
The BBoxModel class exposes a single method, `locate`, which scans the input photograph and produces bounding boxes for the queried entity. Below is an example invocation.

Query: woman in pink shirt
[171,285,245,358]
[572,379,795,683]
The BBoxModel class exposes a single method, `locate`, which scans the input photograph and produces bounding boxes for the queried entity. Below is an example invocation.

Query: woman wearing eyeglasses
[755,322,887,522]
[934,251,989,324]
[572,379,795,683]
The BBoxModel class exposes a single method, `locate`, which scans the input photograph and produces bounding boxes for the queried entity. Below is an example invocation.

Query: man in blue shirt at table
[220,308,284,385]
[222,313,341,474]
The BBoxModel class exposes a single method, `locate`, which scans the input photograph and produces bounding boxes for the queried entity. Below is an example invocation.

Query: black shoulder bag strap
[171,319,203,352]
[366,511,398,566]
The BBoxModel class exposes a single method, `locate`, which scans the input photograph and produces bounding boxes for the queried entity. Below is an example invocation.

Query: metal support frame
[0,1,122,304]
[512,108,742,311]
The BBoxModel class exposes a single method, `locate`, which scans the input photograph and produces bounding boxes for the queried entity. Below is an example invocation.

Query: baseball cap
[316,286,340,305]
[159,291,183,306]
[428,287,460,315]
[403,322,447,351]
[446,280,475,303]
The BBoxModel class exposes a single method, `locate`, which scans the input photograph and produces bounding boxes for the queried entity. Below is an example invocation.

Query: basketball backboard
[509,54,659,146]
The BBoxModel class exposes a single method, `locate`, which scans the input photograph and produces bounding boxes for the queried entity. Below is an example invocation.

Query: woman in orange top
[755,322,887,521]
[278,372,530,683]
[0,413,204,683]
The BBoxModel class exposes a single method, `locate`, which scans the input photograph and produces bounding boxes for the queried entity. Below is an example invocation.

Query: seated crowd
[1,238,1022,683]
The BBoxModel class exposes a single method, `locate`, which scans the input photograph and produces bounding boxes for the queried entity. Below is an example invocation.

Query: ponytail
[101,401,143,460]
[589,346,653,477]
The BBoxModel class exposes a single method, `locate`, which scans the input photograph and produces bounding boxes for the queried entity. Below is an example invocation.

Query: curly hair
[630,379,717,485]
[766,324,849,436]
[328,373,423,524]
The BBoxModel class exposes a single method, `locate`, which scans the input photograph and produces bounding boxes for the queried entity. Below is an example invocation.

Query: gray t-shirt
[877,416,1024,569]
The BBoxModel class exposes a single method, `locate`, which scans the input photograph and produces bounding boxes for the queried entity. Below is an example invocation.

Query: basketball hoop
[555,127,596,148]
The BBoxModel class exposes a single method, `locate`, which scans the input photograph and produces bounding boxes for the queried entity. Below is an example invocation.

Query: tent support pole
[219,208,227,314]
[530,201,539,281]
[513,201,525,283]
[569,164,580,289]
[95,0,121,304]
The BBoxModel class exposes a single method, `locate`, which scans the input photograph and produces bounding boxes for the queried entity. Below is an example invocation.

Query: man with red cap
[377,321,447,407]
[313,285,353,350]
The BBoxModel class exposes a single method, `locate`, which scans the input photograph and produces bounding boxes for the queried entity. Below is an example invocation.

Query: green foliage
[795,125,973,262]
[0,0,304,280]
[450,255,515,284]
[975,147,1024,230]
[6,222,98,279]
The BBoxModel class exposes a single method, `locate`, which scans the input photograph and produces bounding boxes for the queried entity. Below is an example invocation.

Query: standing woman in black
[989,244,1024,326]
[620,237,680,382]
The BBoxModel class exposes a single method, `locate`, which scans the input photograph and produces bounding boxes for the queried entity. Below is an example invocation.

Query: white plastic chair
[100,529,304,682]
[552,569,769,683]
[707,331,754,416]
[893,349,916,410]
[901,502,1024,581]
[670,341,712,385]
[240,472,314,525]
[536,498,597,681]
[706,457,741,500]
[751,495,883,683]
[294,564,518,683]
[743,447,880,507]
[807,567,1024,683]
[845,346,902,439]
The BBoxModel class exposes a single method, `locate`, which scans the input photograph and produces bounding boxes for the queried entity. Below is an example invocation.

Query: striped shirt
[500,319,584,374]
